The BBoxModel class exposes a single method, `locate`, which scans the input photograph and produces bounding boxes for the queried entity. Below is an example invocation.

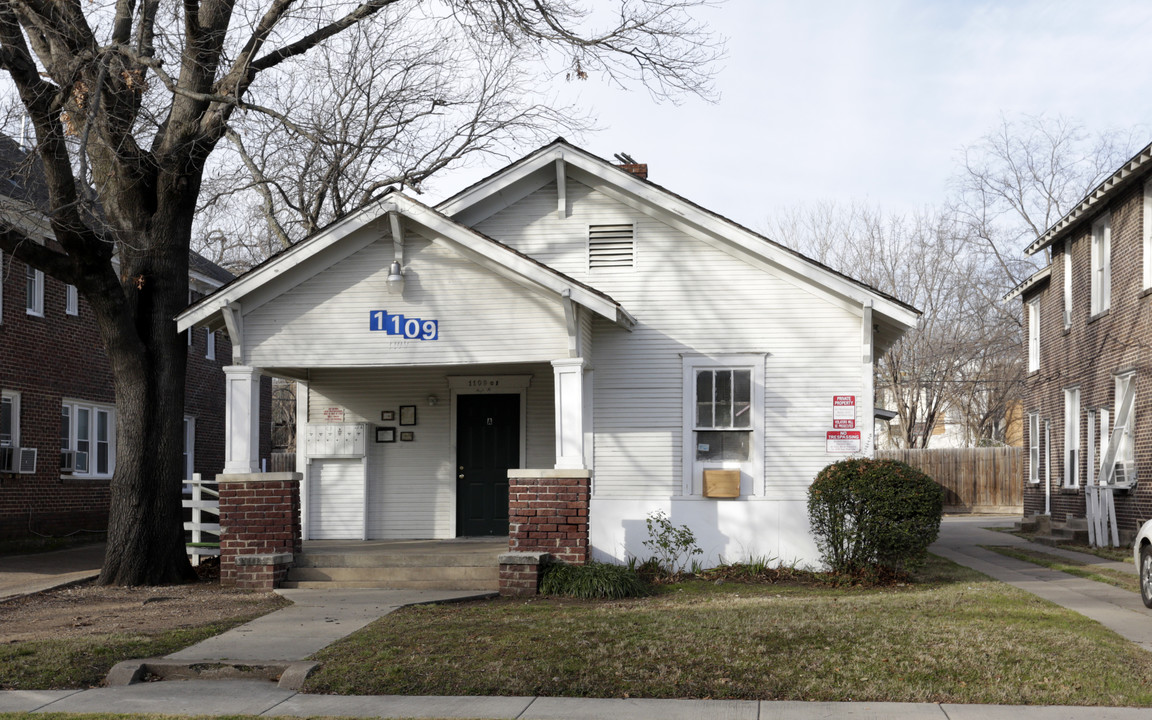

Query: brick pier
[499,469,590,596]
[217,472,302,590]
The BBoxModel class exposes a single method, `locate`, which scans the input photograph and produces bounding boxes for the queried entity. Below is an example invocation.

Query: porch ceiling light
[386,260,405,294]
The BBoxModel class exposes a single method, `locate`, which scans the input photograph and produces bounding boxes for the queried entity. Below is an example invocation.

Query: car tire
[1141,544,1152,609]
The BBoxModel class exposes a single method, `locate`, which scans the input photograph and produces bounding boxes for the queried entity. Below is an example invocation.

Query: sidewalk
[0,542,104,601]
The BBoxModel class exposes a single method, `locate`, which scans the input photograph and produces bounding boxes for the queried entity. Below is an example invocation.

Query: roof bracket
[222,300,244,365]
[556,156,567,219]
[561,289,579,357]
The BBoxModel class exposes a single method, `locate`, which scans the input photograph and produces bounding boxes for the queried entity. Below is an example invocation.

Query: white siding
[245,231,569,368]
[475,179,865,501]
[308,459,365,539]
[306,364,554,538]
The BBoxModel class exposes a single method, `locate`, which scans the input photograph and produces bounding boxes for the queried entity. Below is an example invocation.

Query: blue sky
[428,0,1152,231]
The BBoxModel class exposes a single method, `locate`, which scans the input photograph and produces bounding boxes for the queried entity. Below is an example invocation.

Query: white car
[1135,519,1152,608]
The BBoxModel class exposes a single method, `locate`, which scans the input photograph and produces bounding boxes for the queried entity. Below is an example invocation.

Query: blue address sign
[369,311,438,340]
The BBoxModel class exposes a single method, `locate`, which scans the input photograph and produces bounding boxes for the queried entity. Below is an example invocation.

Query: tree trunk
[95,189,198,586]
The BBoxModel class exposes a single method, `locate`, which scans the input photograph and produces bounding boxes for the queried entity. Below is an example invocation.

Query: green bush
[539,561,648,599]
[807,458,944,576]
[641,510,702,578]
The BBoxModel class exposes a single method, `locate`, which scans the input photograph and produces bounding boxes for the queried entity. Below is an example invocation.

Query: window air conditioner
[0,446,14,473]
[18,447,36,474]
[60,450,75,474]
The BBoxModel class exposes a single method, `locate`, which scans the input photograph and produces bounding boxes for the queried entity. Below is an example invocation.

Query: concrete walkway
[0,542,104,601]
[931,516,1152,653]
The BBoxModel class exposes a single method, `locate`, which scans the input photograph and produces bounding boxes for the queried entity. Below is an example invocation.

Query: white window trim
[1027,300,1040,373]
[681,354,765,497]
[0,250,4,324]
[206,330,215,360]
[183,415,196,487]
[65,284,78,316]
[25,266,43,316]
[1115,372,1135,469]
[1144,180,1152,291]
[1,390,20,448]
[1064,387,1079,488]
[1090,213,1111,315]
[1062,249,1072,329]
[62,400,116,478]
[1028,412,1040,483]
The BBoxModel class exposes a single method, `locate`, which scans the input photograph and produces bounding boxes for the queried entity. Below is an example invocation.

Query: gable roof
[1025,139,1152,256]
[437,138,919,351]
[176,189,633,334]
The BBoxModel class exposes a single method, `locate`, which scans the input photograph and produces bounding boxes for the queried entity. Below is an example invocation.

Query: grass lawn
[304,555,1152,706]
[984,527,1132,563]
[983,546,1140,594]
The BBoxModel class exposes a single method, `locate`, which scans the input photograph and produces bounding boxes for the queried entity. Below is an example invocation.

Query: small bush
[539,561,647,599]
[807,458,943,577]
[641,510,702,579]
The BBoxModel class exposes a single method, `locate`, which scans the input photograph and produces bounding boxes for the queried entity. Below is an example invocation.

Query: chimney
[613,152,647,180]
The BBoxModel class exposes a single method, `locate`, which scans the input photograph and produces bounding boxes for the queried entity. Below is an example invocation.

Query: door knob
[458,474,465,479]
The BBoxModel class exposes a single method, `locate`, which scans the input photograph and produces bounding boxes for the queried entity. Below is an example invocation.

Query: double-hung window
[683,355,764,496]
[1027,300,1040,372]
[1028,412,1040,483]
[1115,373,1136,477]
[62,401,115,477]
[1064,388,1079,488]
[1091,214,1111,315]
[1063,250,1072,329]
[1,391,19,447]
[206,330,215,360]
[25,265,43,316]
[65,284,78,316]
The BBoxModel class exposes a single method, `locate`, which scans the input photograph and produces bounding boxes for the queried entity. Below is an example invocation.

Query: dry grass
[303,555,1152,705]
[983,546,1140,594]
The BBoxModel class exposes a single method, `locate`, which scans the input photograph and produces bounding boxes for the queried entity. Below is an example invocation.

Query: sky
[425,0,1152,233]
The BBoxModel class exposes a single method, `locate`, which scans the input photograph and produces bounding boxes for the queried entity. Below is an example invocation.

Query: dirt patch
[0,562,289,644]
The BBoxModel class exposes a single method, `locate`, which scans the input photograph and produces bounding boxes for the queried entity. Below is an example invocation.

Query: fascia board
[176,198,393,331]
[396,197,623,323]
[436,148,561,220]
[1002,265,1052,302]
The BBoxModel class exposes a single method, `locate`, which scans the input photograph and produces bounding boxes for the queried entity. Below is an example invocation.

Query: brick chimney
[618,163,648,179]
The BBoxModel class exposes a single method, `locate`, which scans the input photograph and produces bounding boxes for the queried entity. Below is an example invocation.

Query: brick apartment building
[1007,140,1152,542]
[0,136,269,540]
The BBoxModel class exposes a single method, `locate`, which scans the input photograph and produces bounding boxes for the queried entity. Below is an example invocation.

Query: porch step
[280,578,497,590]
[281,540,504,591]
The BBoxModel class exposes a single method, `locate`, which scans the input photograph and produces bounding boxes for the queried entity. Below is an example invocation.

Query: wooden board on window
[703,469,740,498]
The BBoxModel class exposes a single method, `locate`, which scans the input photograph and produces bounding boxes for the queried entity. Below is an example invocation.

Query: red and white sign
[826,430,861,454]
[833,395,856,429]
[323,407,345,423]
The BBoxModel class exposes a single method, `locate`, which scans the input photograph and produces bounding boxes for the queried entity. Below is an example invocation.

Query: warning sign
[323,407,345,423]
[826,430,861,454]
[832,395,856,429]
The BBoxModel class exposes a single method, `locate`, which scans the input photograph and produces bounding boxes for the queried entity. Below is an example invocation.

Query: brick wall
[507,470,590,565]
[217,472,301,589]
[1021,177,1152,539]
[0,256,269,540]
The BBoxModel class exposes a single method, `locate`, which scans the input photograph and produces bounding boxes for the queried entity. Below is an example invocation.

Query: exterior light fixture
[386,260,404,294]
[427,395,439,407]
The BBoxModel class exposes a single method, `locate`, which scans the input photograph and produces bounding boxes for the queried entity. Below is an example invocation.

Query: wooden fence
[876,447,1023,514]
[269,452,296,473]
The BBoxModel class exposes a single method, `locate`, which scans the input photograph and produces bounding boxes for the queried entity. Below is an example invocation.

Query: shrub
[641,510,702,579]
[807,458,943,577]
[538,561,648,599]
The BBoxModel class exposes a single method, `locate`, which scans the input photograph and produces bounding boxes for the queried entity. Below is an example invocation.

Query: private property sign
[826,430,861,453]
[832,395,855,429]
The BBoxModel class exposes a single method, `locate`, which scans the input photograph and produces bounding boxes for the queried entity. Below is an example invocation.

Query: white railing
[183,473,220,566]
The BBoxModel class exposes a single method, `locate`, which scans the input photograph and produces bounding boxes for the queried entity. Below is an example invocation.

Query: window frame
[1115,372,1135,470]
[1062,248,1072,329]
[183,415,196,489]
[1,390,20,448]
[206,329,215,360]
[1090,213,1111,315]
[1027,299,1040,372]
[1145,180,1152,291]
[1064,387,1079,488]
[1028,412,1040,483]
[25,265,43,316]
[61,400,116,478]
[65,284,78,316]
[681,354,765,497]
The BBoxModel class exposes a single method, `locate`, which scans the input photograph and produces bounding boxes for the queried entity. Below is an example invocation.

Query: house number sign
[369,311,438,340]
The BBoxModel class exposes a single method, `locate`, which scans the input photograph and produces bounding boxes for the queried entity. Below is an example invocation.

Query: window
[206,330,215,360]
[682,355,764,496]
[65,284,78,316]
[1090,214,1111,315]
[1,391,19,447]
[1063,249,1072,329]
[1028,412,1040,483]
[61,401,115,476]
[0,251,4,323]
[186,290,194,346]
[25,265,43,316]
[183,416,195,486]
[588,224,635,270]
[1145,181,1152,290]
[1115,372,1135,471]
[1027,300,1040,372]
[1064,388,1079,488]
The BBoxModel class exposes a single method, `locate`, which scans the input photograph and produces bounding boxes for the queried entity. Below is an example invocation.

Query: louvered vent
[589,224,635,269]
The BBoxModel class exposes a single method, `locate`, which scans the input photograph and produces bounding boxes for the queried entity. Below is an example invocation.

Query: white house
[177,140,918,568]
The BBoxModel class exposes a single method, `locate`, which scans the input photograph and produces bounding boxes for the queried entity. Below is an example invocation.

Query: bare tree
[0,0,721,584]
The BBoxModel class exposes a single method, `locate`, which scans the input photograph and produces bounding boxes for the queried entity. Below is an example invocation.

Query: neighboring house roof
[176,188,634,334]
[1026,140,1152,256]
[0,134,232,289]
[436,138,919,351]
[1002,264,1052,302]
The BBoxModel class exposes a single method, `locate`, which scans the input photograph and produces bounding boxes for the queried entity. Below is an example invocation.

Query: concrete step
[286,566,498,583]
[279,578,498,590]
[294,552,498,569]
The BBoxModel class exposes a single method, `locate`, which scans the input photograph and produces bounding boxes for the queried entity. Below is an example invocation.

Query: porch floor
[284,538,507,590]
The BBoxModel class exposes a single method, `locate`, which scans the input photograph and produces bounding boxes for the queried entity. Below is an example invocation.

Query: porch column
[552,358,587,470]
[223,365,262,474]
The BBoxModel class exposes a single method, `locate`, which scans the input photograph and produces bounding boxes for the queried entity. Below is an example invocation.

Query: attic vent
[589,224,634,270]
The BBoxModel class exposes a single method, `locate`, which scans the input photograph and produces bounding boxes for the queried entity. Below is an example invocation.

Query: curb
[106,658,320,690]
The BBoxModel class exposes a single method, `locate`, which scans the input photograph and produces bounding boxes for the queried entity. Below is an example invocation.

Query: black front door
[456,393,519,536]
